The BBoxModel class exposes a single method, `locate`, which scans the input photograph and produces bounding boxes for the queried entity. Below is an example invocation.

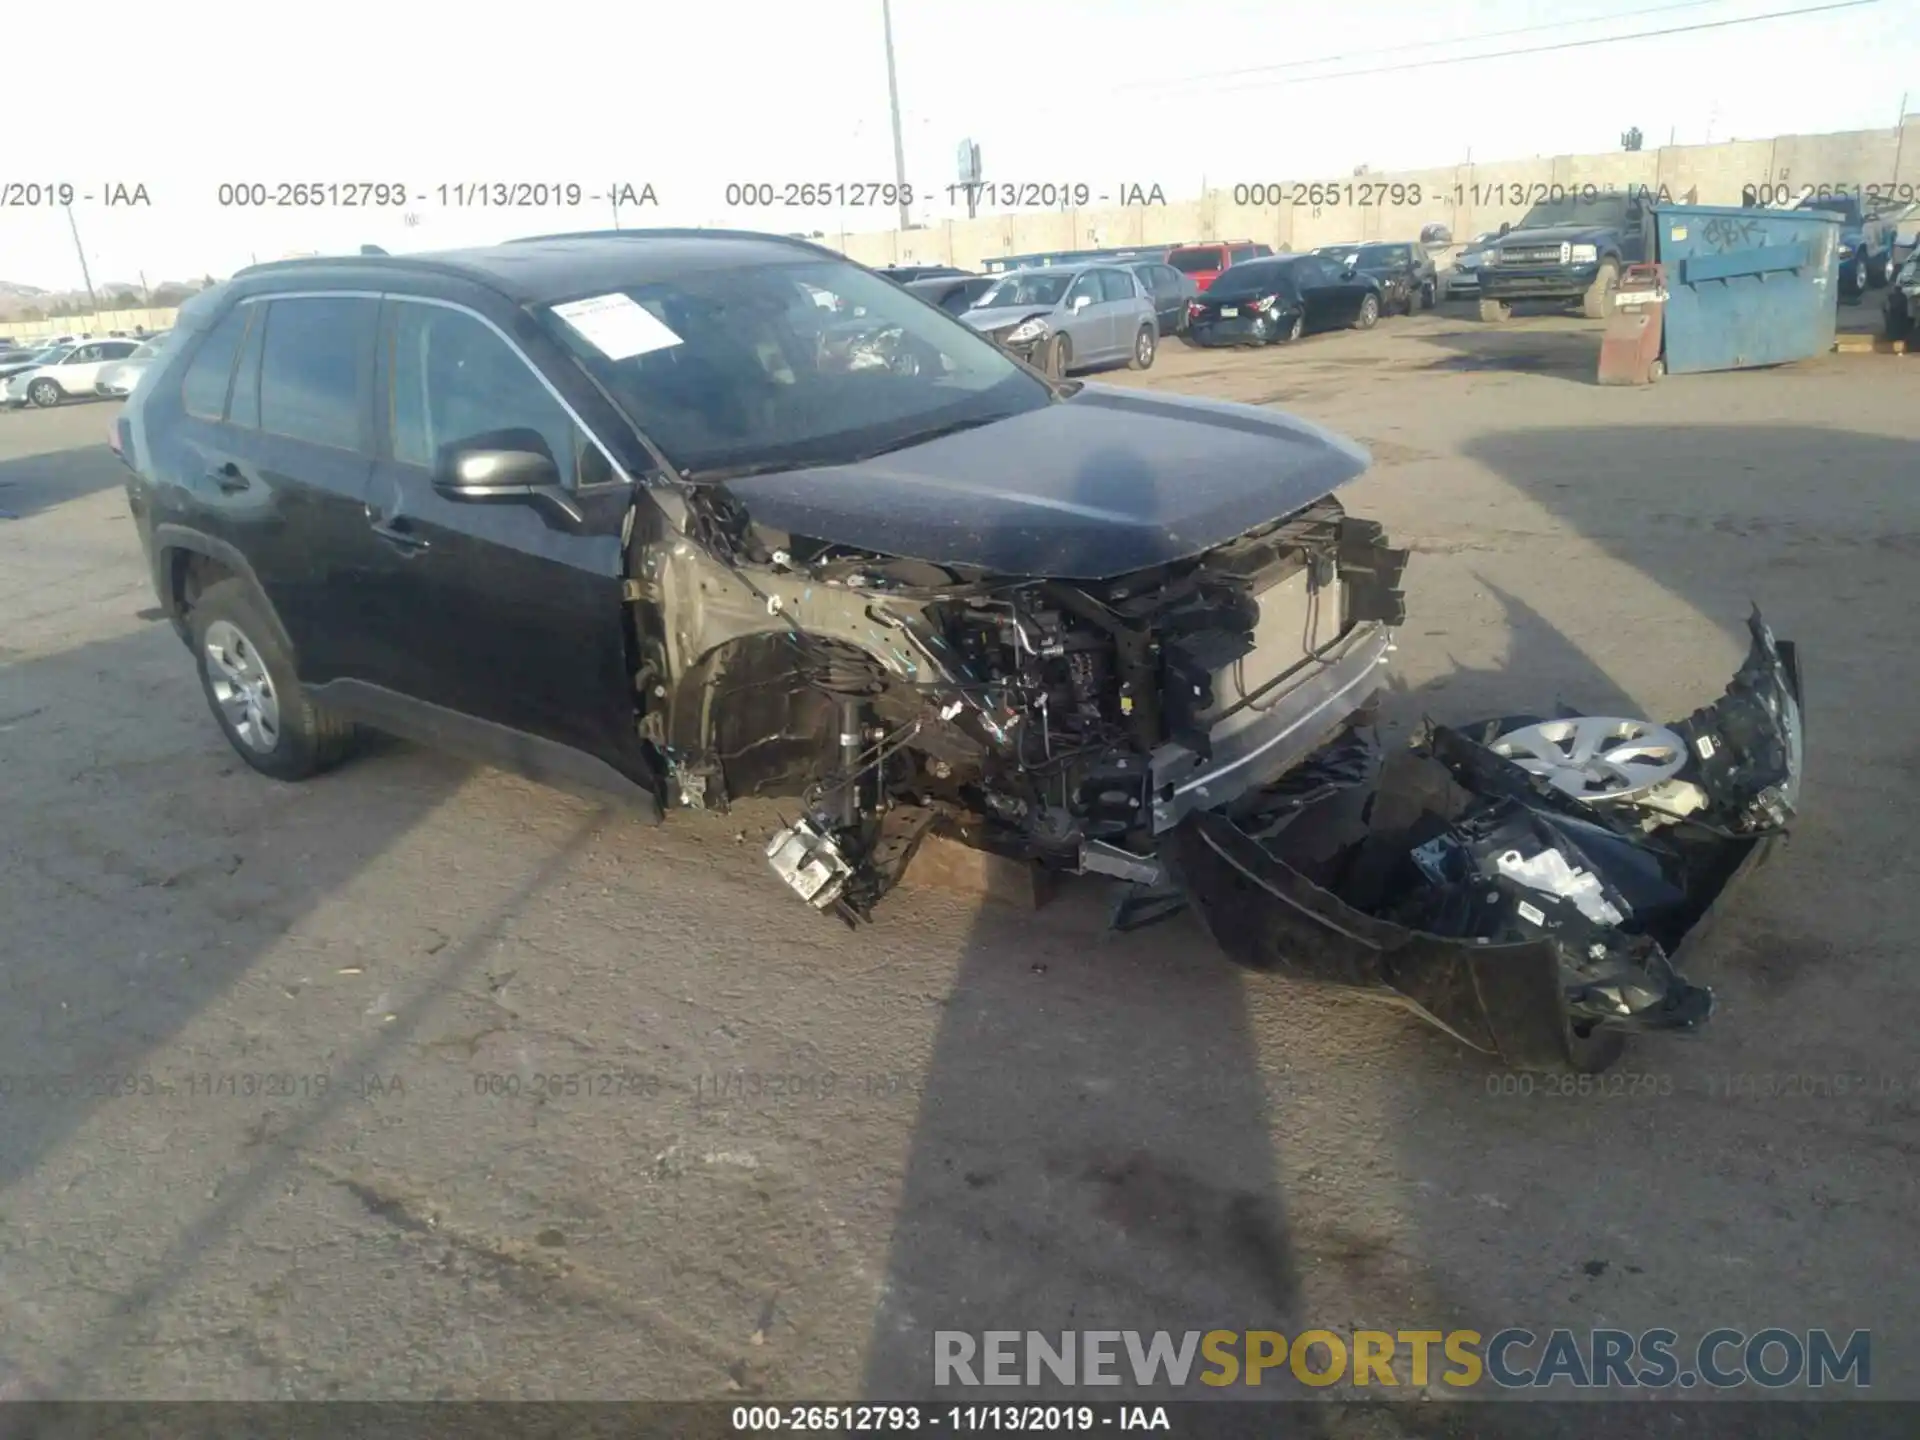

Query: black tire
[1045,333,1071,377]
[1281,312,1304,343]
[1647,357,1666,383]
[27,378,63,408]
[190,578,356,781]
[1478,298,1511,323]
[1887,302,1913,341]
[1581,259,1620,320]
[1128,323,1156,370]
[1352,292,1379,330]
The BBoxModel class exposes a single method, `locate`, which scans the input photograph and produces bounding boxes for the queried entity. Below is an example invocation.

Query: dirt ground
[1,300,1916,1424]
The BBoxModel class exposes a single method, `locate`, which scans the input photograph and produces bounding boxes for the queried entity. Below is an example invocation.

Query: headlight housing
[1004,318,1047,344]
[1480,249,1501,267]
[1460,251,1485,267]
[1570,243,1598,263]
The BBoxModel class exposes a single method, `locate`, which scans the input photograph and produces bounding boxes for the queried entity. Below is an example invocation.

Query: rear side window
[1167,247,1224,275]
[1229,245,1260,264]
[1097,269,1136,302]
[180,305,253,421]
[258,297,376,451]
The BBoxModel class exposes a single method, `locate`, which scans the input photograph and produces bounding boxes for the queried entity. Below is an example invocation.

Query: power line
[1136,0,1879,98]
[1124,0,1740,93]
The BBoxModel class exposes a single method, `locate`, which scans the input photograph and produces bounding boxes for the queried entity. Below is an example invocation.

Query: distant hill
[0,277,211,320]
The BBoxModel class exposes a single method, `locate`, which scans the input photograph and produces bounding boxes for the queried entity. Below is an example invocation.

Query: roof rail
[503,226,846,259]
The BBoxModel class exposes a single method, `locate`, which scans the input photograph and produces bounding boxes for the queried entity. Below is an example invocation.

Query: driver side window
[1064,272,1100,308]
[388,303,605,487]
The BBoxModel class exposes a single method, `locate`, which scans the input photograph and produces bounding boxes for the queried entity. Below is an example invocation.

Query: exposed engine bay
[629,477,1802,1072]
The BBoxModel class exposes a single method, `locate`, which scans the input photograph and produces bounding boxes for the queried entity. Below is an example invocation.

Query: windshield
[1514,195,1632,230]
[1166,248,1224,274]
[542,258,1050,478]
[1796,195,1861,221]
[973,272,1074,309]
[1355,245,1410,267]
[1207,260,1300,299]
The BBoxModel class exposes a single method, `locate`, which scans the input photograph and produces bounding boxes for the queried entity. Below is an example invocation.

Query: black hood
[1492,223,1617,247]
[719,385,1371,579]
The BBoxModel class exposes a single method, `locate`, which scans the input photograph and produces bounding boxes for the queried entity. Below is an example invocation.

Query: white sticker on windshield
[551,293,683,361]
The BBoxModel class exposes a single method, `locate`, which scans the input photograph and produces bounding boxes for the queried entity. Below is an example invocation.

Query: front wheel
[1044,332,1071,377]
[27,378,63,408]
[1129,324,1156,370]
[1352,293,1379,330]
[1407,283,1426,315]
[1581,259,1620,319]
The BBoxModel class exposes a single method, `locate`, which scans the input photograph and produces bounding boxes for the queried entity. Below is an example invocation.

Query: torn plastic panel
[1171,610,1803,1070]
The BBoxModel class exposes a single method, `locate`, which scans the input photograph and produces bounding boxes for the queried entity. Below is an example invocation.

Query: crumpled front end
[1171,611,1803,1069]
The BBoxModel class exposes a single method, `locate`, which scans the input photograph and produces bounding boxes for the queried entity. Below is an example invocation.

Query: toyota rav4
[116,231,1804,1072]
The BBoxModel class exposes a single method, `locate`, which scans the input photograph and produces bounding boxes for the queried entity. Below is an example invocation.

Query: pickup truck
[1476,190,1653,321]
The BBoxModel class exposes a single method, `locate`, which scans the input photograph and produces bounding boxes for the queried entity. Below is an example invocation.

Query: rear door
[1097,268,1143,347]
[230,295,383,681]
[160,294,380,684]
[355,296,635,766]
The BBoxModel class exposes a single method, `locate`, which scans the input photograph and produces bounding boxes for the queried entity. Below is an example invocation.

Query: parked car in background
[1313,242,1435,314]
[1,337,143,408]
[0,345,66,386]
[1441,231,1501,300]
[1126,260,1199,335]
[1165,240,1274,292]
[905,273,997,315]
[960,263,1158,375]
[1882,199,1920,272]
[876,264,970,283]
[1183,254,1382,346]
[95,333,172,397]
[1477,190,1651,320]
[1791,192,1891,293]
[1884,252,1920,339]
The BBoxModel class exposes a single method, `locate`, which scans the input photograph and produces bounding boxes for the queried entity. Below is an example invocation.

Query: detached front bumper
[1173,610,1805,1070]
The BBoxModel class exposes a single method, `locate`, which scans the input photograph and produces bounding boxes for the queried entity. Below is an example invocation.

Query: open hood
[719,385,1372,579]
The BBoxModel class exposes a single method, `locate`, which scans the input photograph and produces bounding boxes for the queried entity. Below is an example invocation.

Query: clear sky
[3,0,1915,291]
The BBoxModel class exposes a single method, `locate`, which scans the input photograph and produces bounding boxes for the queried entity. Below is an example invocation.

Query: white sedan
[2,337,144,408]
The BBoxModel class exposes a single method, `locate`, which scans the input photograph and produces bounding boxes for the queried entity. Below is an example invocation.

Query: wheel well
[165,549,236,623]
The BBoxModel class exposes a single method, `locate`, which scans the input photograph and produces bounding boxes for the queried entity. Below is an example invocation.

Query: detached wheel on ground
[1352,293,1380,330]
[1478,298,1512,323]
[1129,323,1156,370]
[27,378,63,408]
[1580,259,1620,320]
[190,578,357,781]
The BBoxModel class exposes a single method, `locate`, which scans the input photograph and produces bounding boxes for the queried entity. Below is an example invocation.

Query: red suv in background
[1165,240,1274,291]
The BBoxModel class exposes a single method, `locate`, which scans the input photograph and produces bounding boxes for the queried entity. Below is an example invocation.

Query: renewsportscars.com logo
[934,1328,1871,1391]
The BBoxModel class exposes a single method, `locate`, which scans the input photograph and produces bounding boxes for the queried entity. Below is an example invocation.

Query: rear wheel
[1281,313,1304,343]
[1128,324,1156,370]
[1581,259,1620,319]
[191,579,357,781]
[1353,293,1380,330]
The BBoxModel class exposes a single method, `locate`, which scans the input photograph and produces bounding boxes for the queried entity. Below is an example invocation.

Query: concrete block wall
[830,122,1920,269]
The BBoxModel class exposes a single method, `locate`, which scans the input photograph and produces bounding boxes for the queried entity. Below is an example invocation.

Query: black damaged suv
[118,231,1803,1071]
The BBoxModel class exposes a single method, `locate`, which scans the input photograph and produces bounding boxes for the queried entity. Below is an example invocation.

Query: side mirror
[1071,294,1093,312]
[432,428,582,525]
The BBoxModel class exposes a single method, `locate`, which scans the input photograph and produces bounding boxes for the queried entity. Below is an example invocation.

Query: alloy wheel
[203,619,281,754]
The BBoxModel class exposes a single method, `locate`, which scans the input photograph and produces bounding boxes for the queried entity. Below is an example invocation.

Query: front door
[355,297,638,769]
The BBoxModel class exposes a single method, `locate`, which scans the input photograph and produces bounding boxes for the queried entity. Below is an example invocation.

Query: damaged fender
[1172,610,1804,1070]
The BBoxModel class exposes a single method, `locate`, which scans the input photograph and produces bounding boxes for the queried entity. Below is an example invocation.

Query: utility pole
[881,0,910,231]
[64,204,98,317]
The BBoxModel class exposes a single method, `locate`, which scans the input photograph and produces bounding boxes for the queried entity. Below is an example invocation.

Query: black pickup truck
[1477,190,1654,321]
